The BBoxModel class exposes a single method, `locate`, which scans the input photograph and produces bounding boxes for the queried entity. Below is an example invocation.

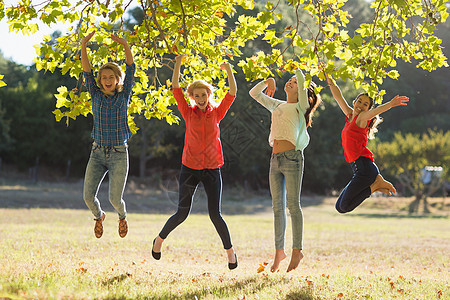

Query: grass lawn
[0,180,448,299]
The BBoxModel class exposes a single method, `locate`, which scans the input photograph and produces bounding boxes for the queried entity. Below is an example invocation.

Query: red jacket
[173,87,235,170]
[341,113,374,163]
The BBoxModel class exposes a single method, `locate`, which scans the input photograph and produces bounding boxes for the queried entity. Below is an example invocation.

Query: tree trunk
[422,196,430,214]
[139,121,148,178]
[408,192,422,214]
[65,159,71,180]
[29,156,40,184]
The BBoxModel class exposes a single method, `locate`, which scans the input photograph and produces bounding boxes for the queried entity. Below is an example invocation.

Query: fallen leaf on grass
[76,267,87,273]
[337,292,344,298]
[257,264,266,273]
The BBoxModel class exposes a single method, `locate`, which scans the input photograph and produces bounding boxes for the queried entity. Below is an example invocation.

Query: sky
[0,0,74,66]
[0,20,73,66]
[0,0,140,66]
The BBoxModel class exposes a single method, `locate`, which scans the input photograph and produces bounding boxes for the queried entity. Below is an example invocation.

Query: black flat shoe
[152,238,161,260]
[228,254,238,270]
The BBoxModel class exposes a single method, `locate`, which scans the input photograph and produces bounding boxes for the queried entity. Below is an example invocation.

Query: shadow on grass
[100,275,316,300]
[102,273,133,286]
[345,212,448,219]
[285,288,317,300]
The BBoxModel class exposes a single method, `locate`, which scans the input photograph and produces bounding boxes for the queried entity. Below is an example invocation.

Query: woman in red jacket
[151,54,238,269]
[325,73,409,213]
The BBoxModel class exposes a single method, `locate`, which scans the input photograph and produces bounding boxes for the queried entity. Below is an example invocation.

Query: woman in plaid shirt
[81,31,135,239]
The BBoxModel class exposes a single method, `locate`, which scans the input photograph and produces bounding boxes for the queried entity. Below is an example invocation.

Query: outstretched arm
[81,31,95,73]
[172,54,185,89]
[249,78,283,112]
[359,95,409,123]
[111,34,133,66]
[220,62,237,96]
[325,73,353,116]
[263,78,276,98]
[296,69,308,113]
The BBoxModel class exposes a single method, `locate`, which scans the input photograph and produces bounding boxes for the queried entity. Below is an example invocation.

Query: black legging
[159,165,233,249]
[336,156,379,213]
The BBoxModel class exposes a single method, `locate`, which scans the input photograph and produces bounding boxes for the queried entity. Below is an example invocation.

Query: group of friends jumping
[80,32,409,272]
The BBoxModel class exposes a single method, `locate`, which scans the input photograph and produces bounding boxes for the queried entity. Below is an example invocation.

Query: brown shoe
[94,212,106,238]
[119,218,128,238]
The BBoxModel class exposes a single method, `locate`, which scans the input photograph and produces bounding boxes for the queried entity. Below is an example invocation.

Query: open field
[0,180,449,299]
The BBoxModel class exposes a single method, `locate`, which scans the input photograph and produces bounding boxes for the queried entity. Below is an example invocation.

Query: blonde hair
[96,62,124,95]
[186,79,218,107]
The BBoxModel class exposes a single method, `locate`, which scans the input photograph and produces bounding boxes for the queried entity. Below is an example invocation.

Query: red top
[173,87,235,170]
[341,113,374,163]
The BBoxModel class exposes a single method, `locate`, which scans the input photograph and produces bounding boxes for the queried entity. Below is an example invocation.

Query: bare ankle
[287,249,304,272]
[270,249,287,272]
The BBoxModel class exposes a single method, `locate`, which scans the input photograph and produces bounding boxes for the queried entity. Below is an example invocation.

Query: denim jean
[269,149,304,250]
[159,165,233,249]
[83,142,128,220]
[335,156,379,213]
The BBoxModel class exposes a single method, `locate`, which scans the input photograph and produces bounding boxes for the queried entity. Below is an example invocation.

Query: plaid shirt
[83,63,136,146]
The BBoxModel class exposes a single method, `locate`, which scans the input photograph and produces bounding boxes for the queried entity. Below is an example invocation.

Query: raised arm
[81,31,95,73]
[358,95,409,123]
[296,69,308,113]
[111,34,133,66]
[172,54,186,89]
[325,73,353,116]
[249,79,283,112]
[220,62,237,96]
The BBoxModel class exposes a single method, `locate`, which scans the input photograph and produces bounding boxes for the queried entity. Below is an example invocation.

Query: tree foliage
[0,0,448,130]
[370,129,450,213]
[0,52,92,175]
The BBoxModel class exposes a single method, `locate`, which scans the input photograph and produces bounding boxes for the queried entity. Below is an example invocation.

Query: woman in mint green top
[249,69,321,272]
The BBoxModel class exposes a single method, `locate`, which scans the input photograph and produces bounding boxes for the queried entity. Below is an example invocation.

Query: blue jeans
[83,142,128,220]
[269,149,304,250]
[335,156,379,213]
[159,165,233,249]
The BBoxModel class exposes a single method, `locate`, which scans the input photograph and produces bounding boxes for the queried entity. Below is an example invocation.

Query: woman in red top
[326,73,409,213]
[152,54,238,269]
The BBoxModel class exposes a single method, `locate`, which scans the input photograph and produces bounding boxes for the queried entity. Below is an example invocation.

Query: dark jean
[159,165,233,249]
[336,156,379,213]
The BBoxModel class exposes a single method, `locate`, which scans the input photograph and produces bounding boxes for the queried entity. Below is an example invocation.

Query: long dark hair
[355,93,383,139]
[305,81,322,127]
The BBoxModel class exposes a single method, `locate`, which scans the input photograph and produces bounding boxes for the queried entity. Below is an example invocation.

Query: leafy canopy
[0,0,448,129]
